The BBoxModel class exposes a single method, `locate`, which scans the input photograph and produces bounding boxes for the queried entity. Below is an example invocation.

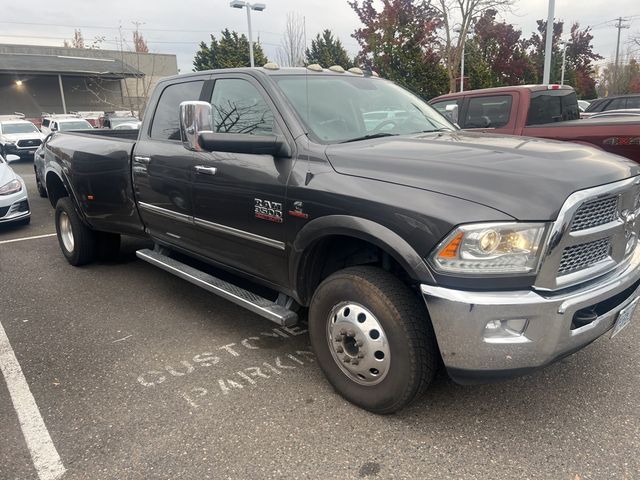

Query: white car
[112,121,142,130]
[0,154,30,226]
[41,116,93,135]
[0,119,45,160]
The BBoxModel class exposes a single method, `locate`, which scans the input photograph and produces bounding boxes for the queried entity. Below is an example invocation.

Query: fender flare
[289,215,435,302]
[45,167,88,225]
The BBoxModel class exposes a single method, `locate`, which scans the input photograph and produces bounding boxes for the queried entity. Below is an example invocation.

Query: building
[0,43,178,119]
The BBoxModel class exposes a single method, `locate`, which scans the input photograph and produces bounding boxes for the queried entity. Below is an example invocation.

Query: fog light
[483,318,529,344]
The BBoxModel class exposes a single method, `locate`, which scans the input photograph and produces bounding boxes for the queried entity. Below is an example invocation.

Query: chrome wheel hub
[59,211,75,253]
[326,302,390,385]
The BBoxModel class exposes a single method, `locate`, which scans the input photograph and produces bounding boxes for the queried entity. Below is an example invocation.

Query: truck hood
[325,131,640,220]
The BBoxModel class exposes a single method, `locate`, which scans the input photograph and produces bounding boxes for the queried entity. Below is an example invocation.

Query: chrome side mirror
[445,104,459,124]
[6,154,20,163]
[180,101,213,151]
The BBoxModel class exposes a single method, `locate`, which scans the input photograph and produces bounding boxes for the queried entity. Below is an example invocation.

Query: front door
[190,75,292,286]
[133,79,205,251]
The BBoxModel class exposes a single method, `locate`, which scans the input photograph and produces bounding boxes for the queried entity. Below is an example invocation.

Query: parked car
[112,121,142,130]
[586,109,640,119]
[430,85,640,162]
[0,116,45,159]
[41,67,640,413]
[71,111,104,128]
[33,136,52,198]
[0,153,30,225]
[583,93,640,117]
[41,115,93,135]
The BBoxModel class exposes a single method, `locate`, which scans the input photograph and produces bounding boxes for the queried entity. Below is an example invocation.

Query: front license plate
[611,297,639,338]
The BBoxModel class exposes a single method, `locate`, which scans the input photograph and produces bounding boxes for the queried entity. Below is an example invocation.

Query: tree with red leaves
[349,0,448,99]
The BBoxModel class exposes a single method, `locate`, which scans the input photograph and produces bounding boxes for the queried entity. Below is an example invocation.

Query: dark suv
[584,94,640,115]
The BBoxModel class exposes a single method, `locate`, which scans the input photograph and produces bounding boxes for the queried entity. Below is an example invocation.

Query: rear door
[189,74,293,286]
[132,79,205,251]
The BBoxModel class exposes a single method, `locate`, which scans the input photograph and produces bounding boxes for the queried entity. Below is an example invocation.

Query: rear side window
[526,91,579,125]
[464,95,512,128]
[151,80,204,141]
[42,119,50,128]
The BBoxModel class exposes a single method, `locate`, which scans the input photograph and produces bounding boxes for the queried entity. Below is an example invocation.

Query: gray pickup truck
[40,66,640,413]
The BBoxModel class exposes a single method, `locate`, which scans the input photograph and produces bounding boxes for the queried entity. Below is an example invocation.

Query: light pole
[560,40,570,85]
[542,0,555,84]
[455,26,474,92]
[230,0,266,68]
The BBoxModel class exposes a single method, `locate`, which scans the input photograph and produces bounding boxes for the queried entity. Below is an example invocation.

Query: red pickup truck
[430,85,640,163]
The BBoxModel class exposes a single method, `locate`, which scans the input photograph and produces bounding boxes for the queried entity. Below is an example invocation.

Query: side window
[606,98,626,111]
[210,78,274,135]
[627,97,640,109]
[151,80,204,141]
[464,95,512,128]
[42,119,50,128]
[431,99,460,124]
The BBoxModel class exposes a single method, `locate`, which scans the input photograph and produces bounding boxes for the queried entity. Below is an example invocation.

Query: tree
[597,56,640,96]
[64,29,85,48]
[305,29,353,68]
[434,0,514,92]
[132,24,149,53]
[470,9,536,87]
[349,0,449,99]
[528,20,601,98]
[193,29,267,71]
[277,12,306,67]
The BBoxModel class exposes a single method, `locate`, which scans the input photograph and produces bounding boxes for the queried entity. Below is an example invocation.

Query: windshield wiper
[340,132,398,143]
[418,128,455,133]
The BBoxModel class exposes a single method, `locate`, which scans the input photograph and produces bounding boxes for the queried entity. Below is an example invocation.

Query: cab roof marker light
[307,64,323,72]
[348,67,364,75]
[328,65,345,73]
[263,62,280,70]
[547,84,561,90]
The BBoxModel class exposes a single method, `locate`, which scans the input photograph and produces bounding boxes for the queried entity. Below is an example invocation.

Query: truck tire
[55,197,97,266]
[309,266,437,414]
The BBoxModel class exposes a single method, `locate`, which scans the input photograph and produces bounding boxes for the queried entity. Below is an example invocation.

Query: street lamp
[230,0,266,68]
[560,40,570,85]
[454,26,474,92]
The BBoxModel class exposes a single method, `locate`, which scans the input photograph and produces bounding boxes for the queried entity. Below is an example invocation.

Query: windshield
[1,122,39,134]
[273,75,455,143]
[59,120,93,131]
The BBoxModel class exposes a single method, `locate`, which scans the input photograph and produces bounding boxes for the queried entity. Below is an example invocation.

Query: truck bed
[45,130,145,236]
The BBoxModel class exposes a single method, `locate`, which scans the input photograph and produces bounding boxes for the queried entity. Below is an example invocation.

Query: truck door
[189,74,292,286]
[132,79,205,252]
[459,93,518,134]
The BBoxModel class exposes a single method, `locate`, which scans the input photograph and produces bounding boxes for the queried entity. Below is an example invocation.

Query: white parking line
[0,233,56,245]
[0,321,66,480]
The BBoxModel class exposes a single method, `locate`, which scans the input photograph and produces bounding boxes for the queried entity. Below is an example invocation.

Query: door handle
[134,156,151,165]
[194,165,217,176]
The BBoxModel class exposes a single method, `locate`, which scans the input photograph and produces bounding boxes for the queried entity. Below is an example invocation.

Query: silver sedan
[0,154,30,226]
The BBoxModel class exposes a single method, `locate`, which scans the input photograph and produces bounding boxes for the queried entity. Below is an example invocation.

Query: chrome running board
[136,248,298,326]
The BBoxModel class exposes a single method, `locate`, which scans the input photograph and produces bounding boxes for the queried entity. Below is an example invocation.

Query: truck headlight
[0,179,22,195]
[429,222,549,275]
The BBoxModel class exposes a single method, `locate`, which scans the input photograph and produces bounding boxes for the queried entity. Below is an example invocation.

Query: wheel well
[296,235,413,306]
[46,173,68,208]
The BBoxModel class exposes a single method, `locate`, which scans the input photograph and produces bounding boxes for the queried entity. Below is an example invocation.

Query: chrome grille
[571,195,619,231]
[17,139,42,148]
[558,238,611,275]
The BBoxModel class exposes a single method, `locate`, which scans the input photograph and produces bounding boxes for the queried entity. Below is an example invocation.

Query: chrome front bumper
[421,247,640,384]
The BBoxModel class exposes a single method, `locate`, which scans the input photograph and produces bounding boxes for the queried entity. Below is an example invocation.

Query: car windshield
[2,122,39,134]
[59,120,92,131]
[273,75,455,143]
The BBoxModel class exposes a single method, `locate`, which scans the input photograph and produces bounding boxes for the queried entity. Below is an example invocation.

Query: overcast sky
[1,0,638,73]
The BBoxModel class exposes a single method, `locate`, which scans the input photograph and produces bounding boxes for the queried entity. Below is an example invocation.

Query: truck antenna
[304,15,313,186]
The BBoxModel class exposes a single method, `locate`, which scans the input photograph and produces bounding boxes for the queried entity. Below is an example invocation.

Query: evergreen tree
[193,29,268,71]
[305,30,353,68]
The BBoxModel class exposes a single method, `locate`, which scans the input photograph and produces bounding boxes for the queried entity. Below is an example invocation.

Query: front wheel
[309,266,438,414]
[55,197,97,266]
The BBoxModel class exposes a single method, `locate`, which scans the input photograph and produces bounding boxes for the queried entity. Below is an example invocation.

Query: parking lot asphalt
[1,158,639,480]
